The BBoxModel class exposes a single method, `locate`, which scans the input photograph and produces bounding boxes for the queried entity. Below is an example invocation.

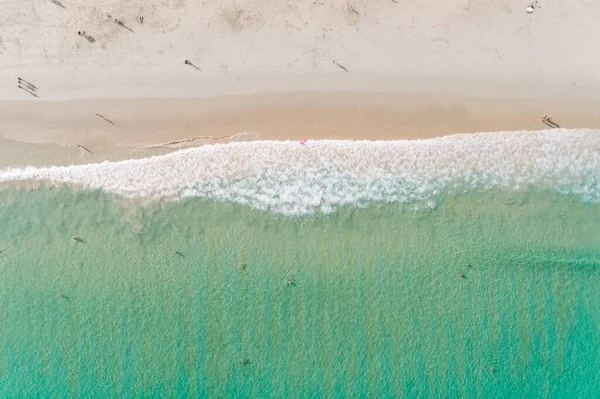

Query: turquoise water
[1,186,600,398]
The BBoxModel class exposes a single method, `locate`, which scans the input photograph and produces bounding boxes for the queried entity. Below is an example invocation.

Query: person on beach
[184,59,191,65]
[18,77,32,85]
[18,79,34,90]
[17,84,29,92]
[542,114,555,124]
[18,77,35,87]
[541,114,560,128]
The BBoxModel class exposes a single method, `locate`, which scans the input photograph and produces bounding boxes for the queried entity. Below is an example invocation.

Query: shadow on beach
[49,0,66,8]
[18,85,39,98]
[543,120,560,128]
[115,19,135,33]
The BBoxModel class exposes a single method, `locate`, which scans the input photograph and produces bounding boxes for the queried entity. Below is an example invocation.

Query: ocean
[1,130,599,398]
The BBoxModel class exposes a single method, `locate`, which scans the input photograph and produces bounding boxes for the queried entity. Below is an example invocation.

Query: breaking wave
[1,129,599,215]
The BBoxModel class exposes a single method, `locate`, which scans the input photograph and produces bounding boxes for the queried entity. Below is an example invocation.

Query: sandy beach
[2,0,600,166]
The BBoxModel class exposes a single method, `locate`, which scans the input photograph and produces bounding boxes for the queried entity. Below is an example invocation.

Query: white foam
[1,129,600,215]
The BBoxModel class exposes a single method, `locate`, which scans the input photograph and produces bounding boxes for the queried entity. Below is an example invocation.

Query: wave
[1,129,599,215]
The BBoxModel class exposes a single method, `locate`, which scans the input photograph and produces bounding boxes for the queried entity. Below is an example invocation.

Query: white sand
[1,0,600,167]
[1,0,599,101]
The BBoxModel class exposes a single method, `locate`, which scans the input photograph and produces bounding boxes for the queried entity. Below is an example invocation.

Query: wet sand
[1,91,600,168]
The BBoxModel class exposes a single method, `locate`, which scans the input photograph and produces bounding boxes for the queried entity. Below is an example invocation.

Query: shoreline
[1,130,599,216]
[2,91,600,168]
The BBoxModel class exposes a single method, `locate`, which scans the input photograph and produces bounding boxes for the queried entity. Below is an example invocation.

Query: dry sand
[1,0,600,166]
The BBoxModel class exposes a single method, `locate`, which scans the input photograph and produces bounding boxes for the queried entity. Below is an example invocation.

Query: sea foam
[1,130,599,215]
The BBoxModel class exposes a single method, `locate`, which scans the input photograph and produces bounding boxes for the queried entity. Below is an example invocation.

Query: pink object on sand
[299,138,308,145]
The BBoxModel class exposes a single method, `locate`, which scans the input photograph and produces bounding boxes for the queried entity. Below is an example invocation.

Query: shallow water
[1,187,599,398]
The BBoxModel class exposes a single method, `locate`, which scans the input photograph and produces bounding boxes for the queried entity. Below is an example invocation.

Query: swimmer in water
[57,294,62,299]
[73,236,80,241]
[287,279,294,286]
[459,273,465,278]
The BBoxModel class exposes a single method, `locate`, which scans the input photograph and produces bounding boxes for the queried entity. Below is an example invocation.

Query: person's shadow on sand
[543,119,560,128]
[542,115,560,128]
[114,19,135,33]
[49,0,66,8]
